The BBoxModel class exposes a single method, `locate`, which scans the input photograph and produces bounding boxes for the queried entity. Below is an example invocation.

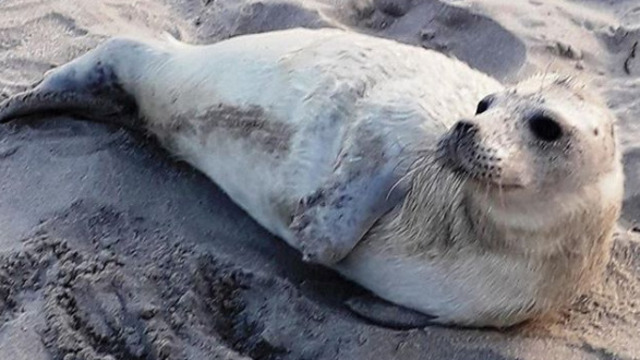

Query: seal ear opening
[0,88,139,129]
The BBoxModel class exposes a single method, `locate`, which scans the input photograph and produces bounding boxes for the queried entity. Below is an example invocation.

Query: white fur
[66,28,620,327]
[112,28,501,245]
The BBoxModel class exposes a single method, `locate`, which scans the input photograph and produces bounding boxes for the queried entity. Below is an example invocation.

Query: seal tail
[1,91,80,123]
[0,90,110,122]
[0,89,138,129]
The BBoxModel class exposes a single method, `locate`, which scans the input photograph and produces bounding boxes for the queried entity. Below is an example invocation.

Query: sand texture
[0,0,639,359]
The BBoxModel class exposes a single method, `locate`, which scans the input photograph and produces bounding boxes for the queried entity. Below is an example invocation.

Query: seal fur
[0,28,623,327]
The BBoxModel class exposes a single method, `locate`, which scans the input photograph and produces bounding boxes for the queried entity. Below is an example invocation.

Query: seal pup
[0,28,623,328]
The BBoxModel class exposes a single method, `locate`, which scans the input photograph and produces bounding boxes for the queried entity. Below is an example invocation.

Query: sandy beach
[0,0,639,359]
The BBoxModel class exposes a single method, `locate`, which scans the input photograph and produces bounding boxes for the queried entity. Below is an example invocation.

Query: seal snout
[437,118,529,189]
[452,120,478,137]
[438,119,479,168]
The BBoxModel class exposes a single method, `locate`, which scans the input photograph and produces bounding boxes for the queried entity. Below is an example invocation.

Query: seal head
[439,75,618,197]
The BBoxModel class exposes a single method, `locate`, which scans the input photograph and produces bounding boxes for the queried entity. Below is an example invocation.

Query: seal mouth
[437,134,524,191]
[449,160,524,191]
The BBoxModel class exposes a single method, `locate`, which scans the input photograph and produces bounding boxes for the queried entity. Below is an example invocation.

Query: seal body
[0,28,623,327]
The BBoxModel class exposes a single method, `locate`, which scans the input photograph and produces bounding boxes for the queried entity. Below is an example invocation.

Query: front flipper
[346,295,436,330]
[290,130,410,266]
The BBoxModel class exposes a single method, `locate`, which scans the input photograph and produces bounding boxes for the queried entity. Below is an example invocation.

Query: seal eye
[475,95,494,115]
[529,113,562,142]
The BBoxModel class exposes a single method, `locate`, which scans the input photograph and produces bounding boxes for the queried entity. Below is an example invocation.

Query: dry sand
[0,0,639,359]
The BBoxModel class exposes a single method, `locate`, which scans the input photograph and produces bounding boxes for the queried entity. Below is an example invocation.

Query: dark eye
[475,95,494,115]
[529,113,563,142]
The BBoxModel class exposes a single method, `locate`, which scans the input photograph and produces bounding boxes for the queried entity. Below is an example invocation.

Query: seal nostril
[475,94,495,115]
[453,121,477,136]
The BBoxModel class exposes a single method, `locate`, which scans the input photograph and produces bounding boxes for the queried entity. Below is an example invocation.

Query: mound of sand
[0,0,639,359]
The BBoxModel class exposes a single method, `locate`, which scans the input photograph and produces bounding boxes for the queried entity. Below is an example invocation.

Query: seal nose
[452,120,478,138]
